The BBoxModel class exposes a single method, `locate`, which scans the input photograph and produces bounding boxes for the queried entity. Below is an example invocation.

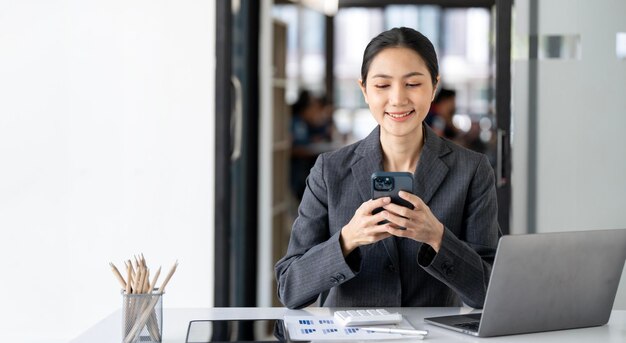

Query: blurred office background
[0,1,624,342]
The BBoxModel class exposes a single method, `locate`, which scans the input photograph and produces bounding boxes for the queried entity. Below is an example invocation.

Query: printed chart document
[284,316,424,341]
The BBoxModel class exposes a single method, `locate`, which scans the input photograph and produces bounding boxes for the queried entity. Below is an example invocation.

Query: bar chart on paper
[283,316,424,341]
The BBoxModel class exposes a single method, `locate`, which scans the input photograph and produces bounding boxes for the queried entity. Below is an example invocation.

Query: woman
[275,27,501,309]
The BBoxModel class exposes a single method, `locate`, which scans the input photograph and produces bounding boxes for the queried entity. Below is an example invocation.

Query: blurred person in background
[290,90,335,201]
[426,88,459,141]
[426,90,492,159]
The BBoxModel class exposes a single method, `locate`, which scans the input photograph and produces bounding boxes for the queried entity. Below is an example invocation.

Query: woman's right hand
[339,197,392,256]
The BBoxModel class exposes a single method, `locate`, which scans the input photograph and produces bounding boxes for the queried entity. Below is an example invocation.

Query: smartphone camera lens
[374,176,394,191]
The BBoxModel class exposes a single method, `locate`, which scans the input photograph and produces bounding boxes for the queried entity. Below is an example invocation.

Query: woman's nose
[389,86,409,106]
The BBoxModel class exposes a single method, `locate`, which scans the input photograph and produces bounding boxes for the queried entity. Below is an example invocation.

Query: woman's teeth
[386,110,414,118]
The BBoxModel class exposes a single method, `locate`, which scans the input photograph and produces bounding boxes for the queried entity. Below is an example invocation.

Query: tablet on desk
[186,319,286,343]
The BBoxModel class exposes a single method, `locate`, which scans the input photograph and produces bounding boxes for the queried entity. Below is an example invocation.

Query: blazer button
[388,264,397,272]
[330,277,338,284]
[336,274,345,282]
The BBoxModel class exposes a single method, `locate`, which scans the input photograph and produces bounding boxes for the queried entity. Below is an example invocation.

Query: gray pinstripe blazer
[275,124,501,309]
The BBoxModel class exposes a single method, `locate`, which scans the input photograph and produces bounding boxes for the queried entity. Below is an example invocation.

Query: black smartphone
[371,172,414,227]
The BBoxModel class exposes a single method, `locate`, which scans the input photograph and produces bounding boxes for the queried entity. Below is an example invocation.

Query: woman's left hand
[381,191,445,252]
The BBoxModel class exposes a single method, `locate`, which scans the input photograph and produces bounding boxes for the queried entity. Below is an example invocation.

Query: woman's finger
[398,191,423,210]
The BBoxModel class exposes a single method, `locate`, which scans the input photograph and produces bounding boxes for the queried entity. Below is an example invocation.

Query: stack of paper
[283,316,425,341]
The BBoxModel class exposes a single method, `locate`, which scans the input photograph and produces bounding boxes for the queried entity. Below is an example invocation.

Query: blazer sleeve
[417,154,501,308]
[274,154,361,309]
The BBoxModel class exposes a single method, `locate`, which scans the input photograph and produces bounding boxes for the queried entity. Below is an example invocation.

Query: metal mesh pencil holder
[122,291,163,343]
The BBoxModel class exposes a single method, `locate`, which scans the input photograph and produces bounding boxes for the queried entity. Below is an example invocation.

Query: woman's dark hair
[361,27,439,87]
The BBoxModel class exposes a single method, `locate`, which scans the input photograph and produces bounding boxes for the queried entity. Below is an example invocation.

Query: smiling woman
[360,47,436,148]
[357,28,440,173]
[275,27,502,310]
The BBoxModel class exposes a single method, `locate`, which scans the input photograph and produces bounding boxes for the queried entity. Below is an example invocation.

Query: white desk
[71,307,626,342]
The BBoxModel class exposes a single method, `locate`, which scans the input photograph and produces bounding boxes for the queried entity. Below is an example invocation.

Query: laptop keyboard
[454,321,480,332]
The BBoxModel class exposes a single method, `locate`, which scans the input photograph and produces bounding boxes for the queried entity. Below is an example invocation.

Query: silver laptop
[424,229,626,337]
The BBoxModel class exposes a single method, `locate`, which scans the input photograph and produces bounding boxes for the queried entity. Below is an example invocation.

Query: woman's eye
[407,83,421,88]
[374,84,389,89]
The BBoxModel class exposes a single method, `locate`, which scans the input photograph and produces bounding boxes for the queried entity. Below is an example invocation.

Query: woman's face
[359,47,438,139]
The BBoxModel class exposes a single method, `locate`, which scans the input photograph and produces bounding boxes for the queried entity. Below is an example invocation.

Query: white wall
[0,1,215,341]
[512,0,626,309]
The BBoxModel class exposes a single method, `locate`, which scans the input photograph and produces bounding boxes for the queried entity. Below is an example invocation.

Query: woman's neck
[381,125,425,173]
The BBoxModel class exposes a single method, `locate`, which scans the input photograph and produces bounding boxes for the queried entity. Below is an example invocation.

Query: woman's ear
[358,79,369,104]
[432,76,441,102]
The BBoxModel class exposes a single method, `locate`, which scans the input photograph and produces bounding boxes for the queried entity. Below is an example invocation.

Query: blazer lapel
[352,127,383,204]
[414,125,451,204]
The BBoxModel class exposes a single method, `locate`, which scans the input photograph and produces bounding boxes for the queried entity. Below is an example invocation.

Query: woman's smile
[385,109,415,121]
